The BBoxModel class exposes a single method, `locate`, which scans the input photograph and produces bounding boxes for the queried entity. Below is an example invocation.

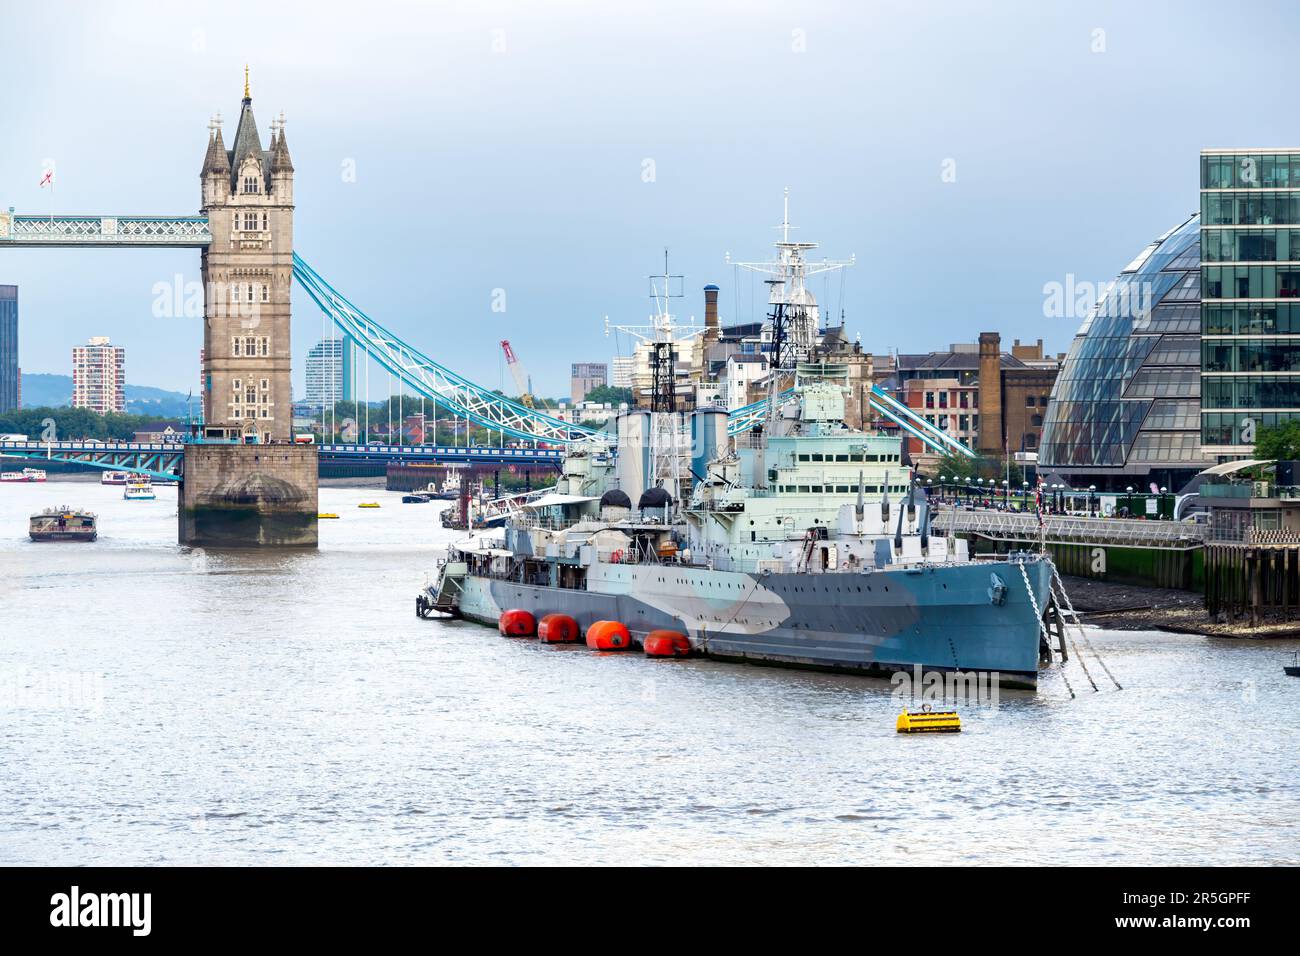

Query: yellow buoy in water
[358,502,380,509]
[317,513,340,519]
[896,705,961,734]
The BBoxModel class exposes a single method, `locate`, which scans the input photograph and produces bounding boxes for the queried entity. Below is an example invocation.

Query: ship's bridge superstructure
[685,377,911,571]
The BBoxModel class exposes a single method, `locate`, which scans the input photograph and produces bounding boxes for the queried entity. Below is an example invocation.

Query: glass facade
[1201,149,1300,451]
[0,285,16,413]
[1040,214,1207,488]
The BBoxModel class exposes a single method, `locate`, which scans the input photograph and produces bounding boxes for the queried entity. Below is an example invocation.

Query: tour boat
[123,478,156,501]
[29,507,98,542]
[2,468,47,483]
[101,471,131,485]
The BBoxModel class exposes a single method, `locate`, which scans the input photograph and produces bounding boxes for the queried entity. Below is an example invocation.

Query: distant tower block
[199,69,295,442]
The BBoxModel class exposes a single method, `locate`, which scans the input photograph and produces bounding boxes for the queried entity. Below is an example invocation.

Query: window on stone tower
[243,175,259,194]
[246,386,257,405]
[261,212,268,231]
[261,285,269,304]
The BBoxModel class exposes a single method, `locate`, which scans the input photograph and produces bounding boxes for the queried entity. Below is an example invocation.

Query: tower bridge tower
[199,68,294,442]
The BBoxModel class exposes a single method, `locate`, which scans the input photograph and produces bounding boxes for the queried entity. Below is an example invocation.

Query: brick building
[892,333,1061,462]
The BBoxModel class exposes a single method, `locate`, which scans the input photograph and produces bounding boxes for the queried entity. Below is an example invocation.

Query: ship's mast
[727,188,855,421]
[647,251,683,506]
[605,251,704,508]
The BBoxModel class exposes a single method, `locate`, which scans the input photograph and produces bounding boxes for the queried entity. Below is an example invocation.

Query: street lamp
[1088,484,1096,516]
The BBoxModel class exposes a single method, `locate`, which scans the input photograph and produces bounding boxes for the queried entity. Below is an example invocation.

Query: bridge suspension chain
[292,253,599,445]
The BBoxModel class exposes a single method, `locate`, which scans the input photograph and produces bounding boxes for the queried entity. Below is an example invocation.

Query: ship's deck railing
[511,514,580,531]
[938,507,1206,548]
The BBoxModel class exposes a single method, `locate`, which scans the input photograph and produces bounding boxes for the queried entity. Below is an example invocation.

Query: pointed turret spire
[228,83,266,190]
[201,114,230,176]
[212,127,229,172]
[244,63,250,101]
[271,111,294,173]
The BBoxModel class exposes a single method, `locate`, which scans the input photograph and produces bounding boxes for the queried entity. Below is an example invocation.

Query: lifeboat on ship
[498,608,536,637]
[537,614,580,643]
[585,620,632,651]
[643,630,692,658]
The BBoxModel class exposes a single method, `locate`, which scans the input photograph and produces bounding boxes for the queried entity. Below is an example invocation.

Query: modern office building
[72,336,126,414]
[1200,149,1300,457]
[570,362,607,404]
[0,285,16,413]
[305,337,345,409]
[610,356,633,389]
[1039,213,1206,490]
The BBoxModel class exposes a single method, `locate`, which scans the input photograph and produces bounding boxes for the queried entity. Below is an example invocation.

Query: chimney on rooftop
[703,284,720,345]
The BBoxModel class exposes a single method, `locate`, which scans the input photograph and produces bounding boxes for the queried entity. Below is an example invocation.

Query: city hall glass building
[1039,214,1207,490]
[1200,149,1300,456]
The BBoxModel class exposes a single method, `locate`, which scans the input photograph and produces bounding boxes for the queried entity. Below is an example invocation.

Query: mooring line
[1018,559,1075,700]
[1047,558,1123,691]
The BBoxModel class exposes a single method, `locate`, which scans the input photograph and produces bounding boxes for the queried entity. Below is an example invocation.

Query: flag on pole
[39,168,54,188]
[1035,479,1045,529]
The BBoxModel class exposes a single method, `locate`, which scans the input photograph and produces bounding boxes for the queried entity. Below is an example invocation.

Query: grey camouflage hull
[451,558,1051,689]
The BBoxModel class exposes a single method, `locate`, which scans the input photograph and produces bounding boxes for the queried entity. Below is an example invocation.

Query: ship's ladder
[1045,558,1123,691]
[1017,558,1076,699]
[422,560,468,616]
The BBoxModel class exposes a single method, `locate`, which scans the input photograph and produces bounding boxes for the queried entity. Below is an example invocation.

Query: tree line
[0,406,177,441]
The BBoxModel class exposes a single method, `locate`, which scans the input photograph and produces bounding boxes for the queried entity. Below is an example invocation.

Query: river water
[1,479,1296,865]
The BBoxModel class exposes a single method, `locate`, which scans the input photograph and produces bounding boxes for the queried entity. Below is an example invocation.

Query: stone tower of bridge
[199,70,294,442]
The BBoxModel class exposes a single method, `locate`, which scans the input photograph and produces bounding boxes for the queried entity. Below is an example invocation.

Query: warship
[422,204,1054,688]
[423,375,1054,688]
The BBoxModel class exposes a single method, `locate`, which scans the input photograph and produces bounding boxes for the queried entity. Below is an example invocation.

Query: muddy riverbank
[1063,575,1300,638]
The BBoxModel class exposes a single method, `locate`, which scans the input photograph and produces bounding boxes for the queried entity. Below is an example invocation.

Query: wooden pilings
[1205,544,1300,623]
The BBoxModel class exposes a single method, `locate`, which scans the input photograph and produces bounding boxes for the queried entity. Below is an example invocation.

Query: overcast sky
[3,0,1298,399]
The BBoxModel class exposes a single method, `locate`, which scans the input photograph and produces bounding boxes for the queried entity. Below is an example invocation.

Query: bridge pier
[179,444,318,548]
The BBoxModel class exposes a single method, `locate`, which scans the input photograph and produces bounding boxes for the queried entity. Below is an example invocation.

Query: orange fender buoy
[585,620,632,651]
[498,608,536,637]
[644,630,692,658]
[537,613,580,643]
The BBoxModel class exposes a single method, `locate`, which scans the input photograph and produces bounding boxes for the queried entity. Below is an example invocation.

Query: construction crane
[499,339,535,408]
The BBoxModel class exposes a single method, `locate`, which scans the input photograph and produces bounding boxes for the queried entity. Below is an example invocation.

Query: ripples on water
[0,481,1297,865]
